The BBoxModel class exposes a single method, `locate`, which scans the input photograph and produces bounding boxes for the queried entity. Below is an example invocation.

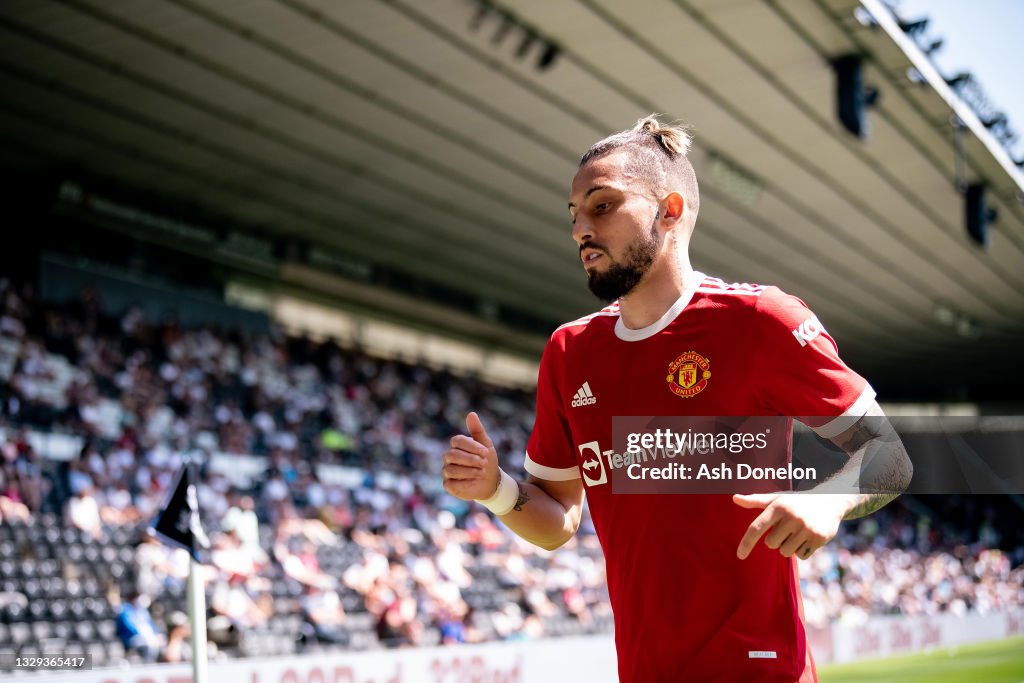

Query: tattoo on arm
[513,484,530,512]
[830,414,913,520]
[835,422,880,453]
[835,411,917,518]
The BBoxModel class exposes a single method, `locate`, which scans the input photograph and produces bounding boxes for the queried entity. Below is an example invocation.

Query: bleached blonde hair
[580,114,699,223]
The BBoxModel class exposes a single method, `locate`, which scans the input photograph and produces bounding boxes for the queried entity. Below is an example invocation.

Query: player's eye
[595,202,611,212]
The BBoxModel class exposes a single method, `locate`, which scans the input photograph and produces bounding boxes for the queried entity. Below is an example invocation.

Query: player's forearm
[839,442,912,519]
[442,415,582,549]
[822,416,913,519]
[495,480,580,551]
[841,491,898,519]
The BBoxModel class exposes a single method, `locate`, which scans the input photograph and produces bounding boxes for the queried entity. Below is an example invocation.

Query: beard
[585,223,658,302]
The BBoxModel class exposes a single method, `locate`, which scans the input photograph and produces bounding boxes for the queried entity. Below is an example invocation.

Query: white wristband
[479,469,519,516]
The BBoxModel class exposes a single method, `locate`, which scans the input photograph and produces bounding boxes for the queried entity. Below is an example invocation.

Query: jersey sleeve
[753,287,875,438]
[524,333,580,481]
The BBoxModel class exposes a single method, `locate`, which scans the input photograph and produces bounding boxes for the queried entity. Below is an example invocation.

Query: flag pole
[184,458,208,683]
[187,557,209,683]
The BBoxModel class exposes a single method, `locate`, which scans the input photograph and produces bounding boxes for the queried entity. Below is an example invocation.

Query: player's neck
[617,253,695,330]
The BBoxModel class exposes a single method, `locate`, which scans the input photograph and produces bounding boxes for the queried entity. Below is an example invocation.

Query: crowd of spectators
[0,277,610,663]
[0,276,1021,665]
[801,503,1024,629]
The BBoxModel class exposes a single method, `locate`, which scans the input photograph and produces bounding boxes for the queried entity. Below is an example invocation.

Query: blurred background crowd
[0,277,1021,667]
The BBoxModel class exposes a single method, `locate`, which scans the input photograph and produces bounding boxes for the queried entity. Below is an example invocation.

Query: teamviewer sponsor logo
[571,381,597,408]
[578,441,608,487]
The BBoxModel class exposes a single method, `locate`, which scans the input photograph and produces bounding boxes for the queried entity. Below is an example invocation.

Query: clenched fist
[442,412,500,501]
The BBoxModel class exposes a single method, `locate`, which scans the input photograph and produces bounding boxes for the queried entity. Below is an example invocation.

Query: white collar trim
[614,271,705,342]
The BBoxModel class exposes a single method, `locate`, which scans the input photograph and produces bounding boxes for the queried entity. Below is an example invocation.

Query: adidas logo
[571,381,597,408]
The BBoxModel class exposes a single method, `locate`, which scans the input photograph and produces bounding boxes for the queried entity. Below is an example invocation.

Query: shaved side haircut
[580,115,700,228]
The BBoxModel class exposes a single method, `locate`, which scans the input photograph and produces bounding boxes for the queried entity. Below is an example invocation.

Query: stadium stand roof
[0,0,1021,400]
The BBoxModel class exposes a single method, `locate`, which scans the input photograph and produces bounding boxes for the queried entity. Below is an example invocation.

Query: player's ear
[657,192,685,225]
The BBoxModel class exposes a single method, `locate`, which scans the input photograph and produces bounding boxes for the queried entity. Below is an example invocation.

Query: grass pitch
[818,636,1024,683]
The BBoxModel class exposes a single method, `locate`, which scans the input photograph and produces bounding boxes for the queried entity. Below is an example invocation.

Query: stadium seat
[17,643,40,660]
[84,597,106,619]
[340,612,365,632]
[4,601,28,623]
[95,619,116,641]
[111,528,132,547]
[28,601,48,620]
[24,579,43,601]
[9,623,32,645]
[87,641,107,668]
[46,577,66,598]
[74,620,96,642]
[48,598,68,620]
[39,636,67,653]
[51,621,73,640]
[68,597,88,620]
[39,560,59,578]
[44,527,61,545]
[106,641,125,663]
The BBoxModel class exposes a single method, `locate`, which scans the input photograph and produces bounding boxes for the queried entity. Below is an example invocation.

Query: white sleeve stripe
[813,385,877,438]
[524,452,581,481]
[695,287,762,296]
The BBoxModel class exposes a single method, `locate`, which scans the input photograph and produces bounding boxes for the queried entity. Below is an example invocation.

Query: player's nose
[571,217,594,246]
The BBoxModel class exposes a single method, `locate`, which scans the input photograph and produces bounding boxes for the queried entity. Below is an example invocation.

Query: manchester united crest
[666,351,711,399]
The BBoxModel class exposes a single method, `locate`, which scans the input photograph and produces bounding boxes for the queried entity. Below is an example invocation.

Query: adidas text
[571,382,597,408]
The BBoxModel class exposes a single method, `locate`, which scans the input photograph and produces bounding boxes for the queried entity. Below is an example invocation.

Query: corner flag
[150,460,212,682]
[150,461,210,562]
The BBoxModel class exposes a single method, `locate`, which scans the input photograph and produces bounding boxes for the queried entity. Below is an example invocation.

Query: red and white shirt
[525,273,874,683]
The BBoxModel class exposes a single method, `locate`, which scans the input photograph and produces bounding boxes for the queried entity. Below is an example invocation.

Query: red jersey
[525,273,873,682]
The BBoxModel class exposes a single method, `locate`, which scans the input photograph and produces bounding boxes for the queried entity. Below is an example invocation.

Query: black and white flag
[150,461,210,562]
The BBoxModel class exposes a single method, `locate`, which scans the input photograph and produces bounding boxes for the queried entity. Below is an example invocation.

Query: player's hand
[733,493,851,561]
[442,412,500,502]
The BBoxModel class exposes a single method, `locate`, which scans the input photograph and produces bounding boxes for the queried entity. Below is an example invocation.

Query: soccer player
[442,116,912,682]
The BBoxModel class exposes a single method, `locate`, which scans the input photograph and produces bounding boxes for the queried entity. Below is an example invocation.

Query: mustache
[580,241,607,256]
